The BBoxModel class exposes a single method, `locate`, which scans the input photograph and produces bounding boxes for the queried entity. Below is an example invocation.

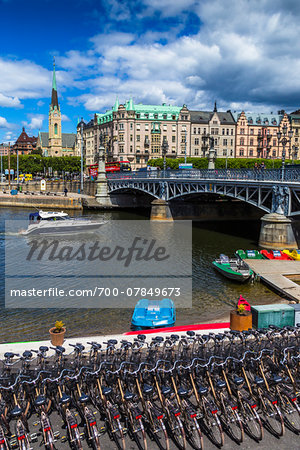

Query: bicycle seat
[254,376,264,386]
[74,343,85,352]
[59,393,71,405]
[272,374,283,384]
[79,393,89,404]
[143,384,153,395]
[108,339,118,345]
[22,350,32,359]
[216,380,226,389]
[39,346,49,353]
[171,334,179,340]
[186,330,195,337]
[161,386,172,396]
[90,342,101,350]
[202,334,209,340]
[233,376,244,386]
[10,406,22,417]
[124,391,134,401]
[55,346,65,354]
[197,385,208,395]
[155,336,164,342]
[102,386,112,396]
[4,352,15,359]
[177,387,188,398]
[137,335,146,341]
[34,395,46,407]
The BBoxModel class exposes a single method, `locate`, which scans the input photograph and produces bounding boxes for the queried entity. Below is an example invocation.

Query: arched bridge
[107,168,300,216]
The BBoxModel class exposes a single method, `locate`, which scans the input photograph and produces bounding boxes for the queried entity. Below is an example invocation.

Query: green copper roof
[52,62,57,91]
[113,96,119,111]
[96,100,182,124]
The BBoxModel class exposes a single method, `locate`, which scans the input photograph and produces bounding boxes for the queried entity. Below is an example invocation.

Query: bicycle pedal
[61,435,68,443]
[54,431,60,439]
[80,432,85,439]
[100,426,106,433]
[93,410,98,415]
[123,427,128,435]
[30,433,38,442]
[9,439,17,449]
[33,420,39,426]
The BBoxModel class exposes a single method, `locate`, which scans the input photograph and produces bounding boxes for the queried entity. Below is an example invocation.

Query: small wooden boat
[213,254,254,282]
[282,249,300,260]
[131,299,176,330]
[236,249,265,260]
[260,249,292,260]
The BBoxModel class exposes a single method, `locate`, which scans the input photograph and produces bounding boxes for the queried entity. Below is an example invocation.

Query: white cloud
[22,114,44,131]
[0,93,22,108]
[0,116,10,128]
[61,114,70,121]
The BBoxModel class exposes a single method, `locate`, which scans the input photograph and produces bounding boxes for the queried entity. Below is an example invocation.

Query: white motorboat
[20,210,106,236]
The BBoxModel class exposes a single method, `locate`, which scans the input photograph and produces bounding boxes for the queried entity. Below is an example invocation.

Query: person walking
[64,187,68,197]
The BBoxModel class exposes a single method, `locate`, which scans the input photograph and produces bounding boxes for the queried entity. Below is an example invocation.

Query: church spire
[51,57,59,110]
[213,101,217,113]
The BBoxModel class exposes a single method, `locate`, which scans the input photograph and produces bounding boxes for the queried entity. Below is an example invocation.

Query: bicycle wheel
[133,417,147,450]
[223,406,244,443]
[184,416,204,450]
[280,394,300,433]
[263,398,285,437]
[202,410,224,447]
[151,415,169,450]
[167,414,186,449]
[241,401,263,441]
[111,416,126,450]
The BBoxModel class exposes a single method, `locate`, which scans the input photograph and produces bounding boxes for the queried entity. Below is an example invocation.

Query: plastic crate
[251,304,295,329]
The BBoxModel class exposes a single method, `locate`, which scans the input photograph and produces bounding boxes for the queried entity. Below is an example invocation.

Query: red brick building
[12,128,37,155]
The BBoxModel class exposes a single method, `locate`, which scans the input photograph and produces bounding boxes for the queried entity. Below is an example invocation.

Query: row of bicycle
[0,326,299,449]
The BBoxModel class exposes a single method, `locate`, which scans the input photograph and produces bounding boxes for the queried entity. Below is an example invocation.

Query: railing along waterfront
[107,167,300,182]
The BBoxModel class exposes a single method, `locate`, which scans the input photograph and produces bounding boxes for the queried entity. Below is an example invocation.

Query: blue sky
[1,0,300,143]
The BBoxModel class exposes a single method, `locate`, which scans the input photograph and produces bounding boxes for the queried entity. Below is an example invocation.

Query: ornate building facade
[36,63,76,157]
[12,127,37,155]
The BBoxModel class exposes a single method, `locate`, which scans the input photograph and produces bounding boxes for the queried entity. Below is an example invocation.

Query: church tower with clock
[48,60,62,155]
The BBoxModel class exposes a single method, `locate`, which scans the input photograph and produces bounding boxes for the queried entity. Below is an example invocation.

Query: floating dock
[245,259,300,302]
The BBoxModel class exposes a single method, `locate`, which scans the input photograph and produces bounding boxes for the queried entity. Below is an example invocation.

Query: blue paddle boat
[131,299,176,330]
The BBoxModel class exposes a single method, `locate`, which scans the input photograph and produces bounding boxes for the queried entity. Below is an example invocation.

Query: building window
[121,113,125,118]
[231,139,233,146]
[172,135,176,143]
[194,148,199,155]
[250,128,254,135]
[195,138,199,145]
[172,115,176,120]
[154,114,158,119]
[137,135,140,142]
[249,149,253,156]
[273,139,277,146]
[119,123,124,130]
[250,138,254,146]
[136,123,140,131]
[130,145,133,152]
[163,125,167,131]
[54,123,58,135]
[194,128,197,134]
[136,156,140,163]
[231,129,234,135]
[198,128,201,134]
[223,139,227,146]
[226,129,229,135]
[172,125,176,132]
[182,125,186,131]
[130,134,133,142]
[240,128,245,134]
[145,113,149,119]
[239,148,244,156]
[145,123,149,131]
[240,137,244,145]
[273,150,276,157]
[163,114,167,119]
[130,123,133,130]
[119,134,124,142]
[203,128,206,134]
[181,135,186,143]
[119,145,124,153]
[136,114,140,118]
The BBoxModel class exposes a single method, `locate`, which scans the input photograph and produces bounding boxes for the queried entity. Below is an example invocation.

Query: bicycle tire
[223,406,244,443]
[184,416,204,450]
[133,417,147,450]
[280,394,300,433]
[202,410,224,447]
[71,427,83,450]
[167,414,186,449]
[111,417,126,450]
[151,415,170,450]
[263,398,285,437]
[241,401,263,441]
[90,425,101,450]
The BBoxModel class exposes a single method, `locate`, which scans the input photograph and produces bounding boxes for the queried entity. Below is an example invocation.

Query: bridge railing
[107,168,300,182]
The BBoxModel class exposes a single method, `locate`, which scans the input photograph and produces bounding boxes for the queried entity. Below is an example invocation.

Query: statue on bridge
[272,186,289,215]
[159,181,168,200]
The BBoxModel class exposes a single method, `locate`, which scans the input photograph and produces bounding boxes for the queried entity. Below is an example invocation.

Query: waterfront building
[190,103,236,160]
[0,143,10,155]
[289,110,300,161]
[12,127,37,155]
[76,119,96,167]
[36,62,76,157]
[78,98,192,170]
[232,111,292,160]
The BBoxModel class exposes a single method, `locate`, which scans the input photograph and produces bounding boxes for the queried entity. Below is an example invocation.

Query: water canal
[0,207,295,343]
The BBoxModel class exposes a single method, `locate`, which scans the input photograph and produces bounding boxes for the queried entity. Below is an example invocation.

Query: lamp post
[161,139,169,177]
[208,136,216,170]
[80,118,84,194]
[277,125,293,181]
[292,145,298,162]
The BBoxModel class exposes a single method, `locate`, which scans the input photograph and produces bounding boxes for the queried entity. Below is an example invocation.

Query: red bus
[88,161,131,177]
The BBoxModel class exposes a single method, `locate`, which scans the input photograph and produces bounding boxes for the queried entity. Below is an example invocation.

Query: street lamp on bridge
[162,138,169,177]
[277,125,293,181]
[202,133,216,169]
